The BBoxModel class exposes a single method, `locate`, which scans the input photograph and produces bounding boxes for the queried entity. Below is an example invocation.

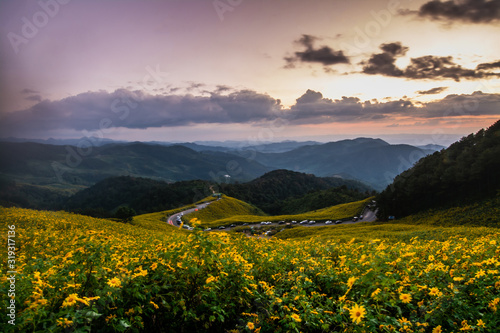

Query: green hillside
[185,196,369,228]
[183,195,266,224]
[377,119,500,220]
[220,169,374,214]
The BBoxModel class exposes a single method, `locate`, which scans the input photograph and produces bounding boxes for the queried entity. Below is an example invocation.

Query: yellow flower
[150,301,159,309]
[107,277,122,288]
[151,262,158,270]
[398,317,412,326]
[61,293,79,307]
[206,276,217,284]
[247,322,255,330]
[105,314,117,322]
[476,319,486,328]
[349,304,366,324]
[347,276,357,288]
[57,317,73,328]
[290,313,301,322]
[432,326,442,333]
[475,269,486,278]
[429,287,441,296]
[400,293,412,304]
[371,288,381,298]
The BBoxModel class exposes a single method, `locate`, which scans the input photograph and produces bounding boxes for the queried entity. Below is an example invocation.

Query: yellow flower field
[1,206,499,332]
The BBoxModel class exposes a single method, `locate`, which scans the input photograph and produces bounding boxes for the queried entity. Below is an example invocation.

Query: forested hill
[220,169,374,214]
[60,170,373,218]
[376,120,500,220]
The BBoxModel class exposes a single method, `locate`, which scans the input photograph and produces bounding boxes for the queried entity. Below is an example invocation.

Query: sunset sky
[1,0,499,145]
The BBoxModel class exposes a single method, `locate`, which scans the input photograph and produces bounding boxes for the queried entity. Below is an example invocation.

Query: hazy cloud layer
[2,88,500,137]
[414,0,500,23]
[284,34,349,69]
[362,43,500,81]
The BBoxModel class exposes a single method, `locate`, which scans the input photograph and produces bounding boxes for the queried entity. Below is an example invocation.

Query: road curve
[167,201,212,226]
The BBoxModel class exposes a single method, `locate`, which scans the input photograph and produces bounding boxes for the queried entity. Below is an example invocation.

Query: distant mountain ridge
[0,137,437,194]
[246,138,430,190]
[0,141,272,189]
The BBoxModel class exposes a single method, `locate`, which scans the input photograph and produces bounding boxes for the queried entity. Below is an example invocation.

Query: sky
[0,0,499,146]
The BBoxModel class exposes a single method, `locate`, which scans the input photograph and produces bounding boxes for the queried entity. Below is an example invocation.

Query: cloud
[284,34,349,69]
[20,88,40,94]
[413,0,500,23]
[362,42,500,81]
[476,60,500,70]
[286,89,500,124]
[0,88,282,137]
[361,42,407,77]
[2,88,500,138]
[417,87,448,95]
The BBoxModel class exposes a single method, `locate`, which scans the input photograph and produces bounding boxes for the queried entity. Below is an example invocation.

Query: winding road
[167,198,378,231]
[167,201,212,226]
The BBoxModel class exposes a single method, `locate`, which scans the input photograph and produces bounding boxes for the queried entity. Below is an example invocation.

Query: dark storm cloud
[361,42,407,77]
[362,43,500,81]
[414,0,500,23]
[286,89,500,124]
[476,60,500,70]
[284,34,349,68]
[2,88,500,138]
[288,89,409,124]
[0,88,282,137]
[380,42,409,56]
[417,87,448,95]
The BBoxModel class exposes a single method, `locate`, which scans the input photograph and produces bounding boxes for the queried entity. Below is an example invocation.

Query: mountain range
[0,138,442,194]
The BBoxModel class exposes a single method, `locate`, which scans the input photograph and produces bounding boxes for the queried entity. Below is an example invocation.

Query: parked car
[218,226,226,229]
[308,220,316,224]
[230,224,236,227]
[335,220,342,224]
[352,217,358,222]
[325,220,332,224]
[299,220,309,224]
[205,228,212,231]
[278,221,285,225]
[291,220,297,224]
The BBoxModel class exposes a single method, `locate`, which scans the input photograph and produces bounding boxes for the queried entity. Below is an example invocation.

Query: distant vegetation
[377,120,500,220]
[63,176,213,217]
[220,169,374,215]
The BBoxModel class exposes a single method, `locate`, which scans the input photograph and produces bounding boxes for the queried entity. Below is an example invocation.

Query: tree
[115,206,136,223]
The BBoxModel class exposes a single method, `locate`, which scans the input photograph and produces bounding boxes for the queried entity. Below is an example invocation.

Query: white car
[299,220,309,224]
[325,220,332,224]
